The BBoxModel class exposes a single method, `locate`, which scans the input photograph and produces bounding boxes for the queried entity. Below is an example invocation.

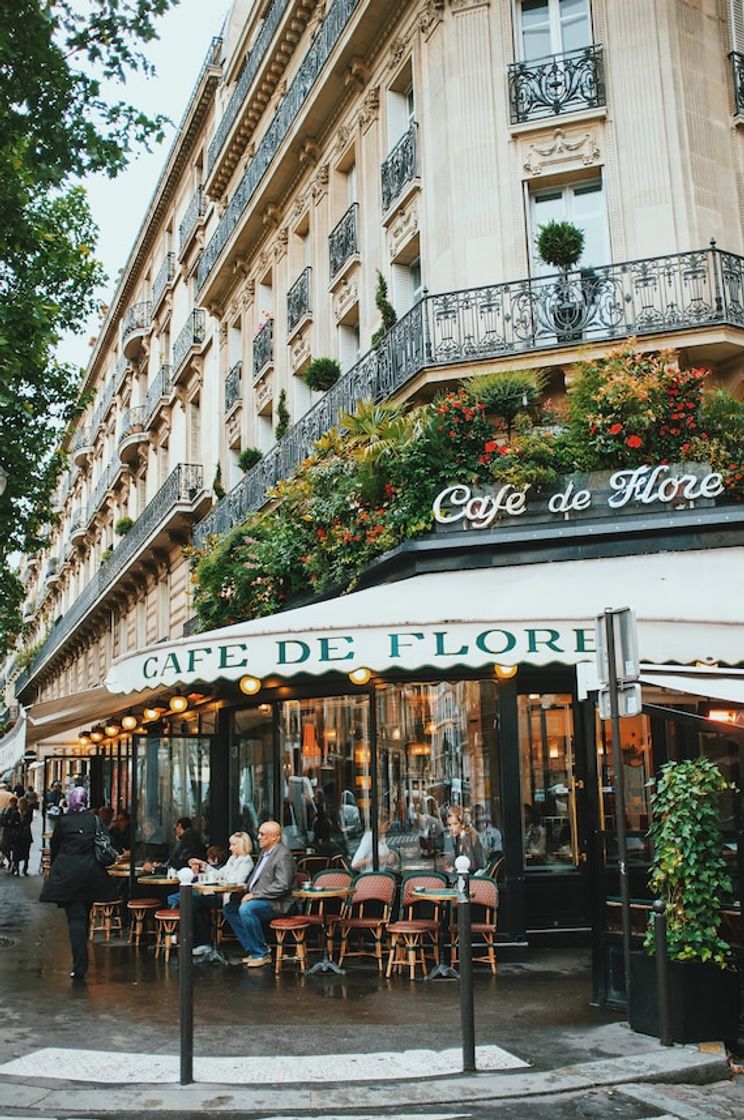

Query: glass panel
[519,693,576,867]
[559,0,591,52]
[521,0,552,59]
[134,735,210,863]
[377,680,502,874]
[698,730,739,899]
[279,696,371,865]
[231,707,274,846]
[596,712,653,864]
[529,188,566,275]
[571,180,609,267]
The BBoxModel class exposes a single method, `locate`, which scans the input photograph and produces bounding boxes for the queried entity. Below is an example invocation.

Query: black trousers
[63,901,90,977]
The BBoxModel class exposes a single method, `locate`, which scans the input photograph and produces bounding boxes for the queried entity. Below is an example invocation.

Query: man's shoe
[245,954,271,968]
[192,945,211,957]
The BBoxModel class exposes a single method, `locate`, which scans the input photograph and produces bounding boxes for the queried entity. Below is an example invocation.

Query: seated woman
[188,833,254,955]
[350,818,400,872]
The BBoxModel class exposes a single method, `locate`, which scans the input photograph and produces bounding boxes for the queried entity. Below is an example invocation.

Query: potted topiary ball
[114,516,134,536]
[304,357,341,393]
[536,220,585,343]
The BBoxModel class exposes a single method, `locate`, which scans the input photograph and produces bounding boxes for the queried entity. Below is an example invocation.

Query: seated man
[143,816,206,873]
[223,820,295,967]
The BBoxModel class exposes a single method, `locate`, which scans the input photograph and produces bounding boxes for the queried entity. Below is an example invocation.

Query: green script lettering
[187,647,212,672]
[527,628,563,654]
[218,643,249,669]
[319,636,354,662]
[434,632,469,657]
[142,656,159,680]
[389,632,425,658]
[475,630,516,655]
[277,639,310,665]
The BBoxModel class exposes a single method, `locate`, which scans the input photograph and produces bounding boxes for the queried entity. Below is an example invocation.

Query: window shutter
[729,0,744,52]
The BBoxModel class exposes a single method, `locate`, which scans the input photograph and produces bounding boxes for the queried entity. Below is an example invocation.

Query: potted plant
[628,756,738,1043]
[370,269,397,348]
[304,357,341,393]
[536,220,585,343]
[238,447,263,473]
[114,516,133,536]
[100,546,113,566]
[275,389,290,439]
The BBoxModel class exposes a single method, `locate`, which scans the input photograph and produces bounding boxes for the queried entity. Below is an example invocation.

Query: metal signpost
[455,855,476,1072]
[179,881,194,1085]
[595,607,640,1019]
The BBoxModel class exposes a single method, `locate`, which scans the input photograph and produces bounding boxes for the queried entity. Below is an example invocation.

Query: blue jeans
[223,897,274,957]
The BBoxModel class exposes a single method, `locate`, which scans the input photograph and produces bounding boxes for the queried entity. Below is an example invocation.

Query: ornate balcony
[14,464,209,698]
[508,44,605,125]
[225,360,242,415]
[90,378,115,434]
[114,353,131,393]
[71,428,93,468]
[144,364,173,428]
[43,558,60,588]
[152,253,175,312]
[118,406,147,465]
[287,267,312,336]
[122,300,152,360]
[173,309,207,382]
[252,320,273,383]
[198,0,364,291]
[87,462,117,522]
[329,203,359,281]
[194,244,744,547]
[731,52,744,117]
[381,122,417,213]
[179,187,205,256]
[69,507,88,546]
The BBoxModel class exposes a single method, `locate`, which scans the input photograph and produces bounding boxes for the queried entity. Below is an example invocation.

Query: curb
[0,1046,728,1115]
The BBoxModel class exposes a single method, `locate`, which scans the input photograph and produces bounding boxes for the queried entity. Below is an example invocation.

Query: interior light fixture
[78,732,91,747]
[257,704,272,714]
[708,708,738,724]
[121,713,138,732]
[494,664,518,680]
[143,706,162,722]
[104,721,120,737]
[90,727,104,743]
[239,675,262,696]
[169,695,189,714]
[348,667,371,686]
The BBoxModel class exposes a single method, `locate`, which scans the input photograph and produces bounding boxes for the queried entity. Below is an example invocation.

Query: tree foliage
[0,0,177,652]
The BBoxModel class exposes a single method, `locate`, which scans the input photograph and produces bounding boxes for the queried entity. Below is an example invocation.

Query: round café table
[411,886,459,980]
[292,886,354,975]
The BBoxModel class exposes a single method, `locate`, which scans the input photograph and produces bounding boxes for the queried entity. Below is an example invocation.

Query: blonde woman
[188,832,254,955]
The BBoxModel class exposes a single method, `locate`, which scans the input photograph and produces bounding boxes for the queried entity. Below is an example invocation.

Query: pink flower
[608,422,622,436]
[626,434,642,449]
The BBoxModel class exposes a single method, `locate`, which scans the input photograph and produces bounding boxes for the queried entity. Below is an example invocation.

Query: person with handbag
[39,786,117,980]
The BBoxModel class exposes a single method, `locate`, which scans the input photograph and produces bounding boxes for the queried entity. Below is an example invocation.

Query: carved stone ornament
[311,164,330,205]
[219,322,229,350]
[255,371,273,415]
[335,124,352,157]
[388,36,408,72]
[388,199,419,261]
[419,0,445,36]
[299,137,320,167]
[227,409,242,449]
[274,227,289,261]
[522,127,601,177]
[450,0,490,11]
[290,326,312,373]
[357,86,380,133]
[345,57,370,93]
[262,203,281,231]
[333,272,359,323]
[240,278,256,310]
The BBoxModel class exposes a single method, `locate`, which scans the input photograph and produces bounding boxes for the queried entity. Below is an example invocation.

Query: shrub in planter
[275,389,290,439]
[371,270,397,348]
[100,547,113,565]
[238,447,263,473]
[114,516,133,536]
[536,220,584,273]
[467,370,545,436]
[304,358,341,393]
[213,463,225,500]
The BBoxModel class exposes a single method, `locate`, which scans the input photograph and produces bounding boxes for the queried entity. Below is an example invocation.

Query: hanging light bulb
[169,695,189,714]
[90,727,104,743]
[239,675,262,696]
[104,721,120,737]
[494,664,518,680]
[348,667,371,686]
[143,706,162,722]
[121,713,138,732]
[78,732,91,747]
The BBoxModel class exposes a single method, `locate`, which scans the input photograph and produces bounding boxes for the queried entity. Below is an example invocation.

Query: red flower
[484,440,499,453]
[626,434,642,449]
[608,422,623,435]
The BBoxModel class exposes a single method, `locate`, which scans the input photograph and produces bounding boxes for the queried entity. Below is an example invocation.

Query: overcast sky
[59,0,232,369]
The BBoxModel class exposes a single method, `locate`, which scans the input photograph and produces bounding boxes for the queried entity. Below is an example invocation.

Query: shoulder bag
[94,821,118,867]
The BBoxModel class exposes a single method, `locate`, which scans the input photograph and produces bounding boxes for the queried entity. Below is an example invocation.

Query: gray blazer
[247,842,296,915]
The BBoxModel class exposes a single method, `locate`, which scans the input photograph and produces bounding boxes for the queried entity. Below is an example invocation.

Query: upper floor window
[528,178,609,275]
[518,0,592,60]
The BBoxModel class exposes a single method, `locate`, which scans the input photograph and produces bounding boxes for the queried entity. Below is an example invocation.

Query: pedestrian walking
[15,796,33,876]
[39,786,116,980]
[1,796,21,874]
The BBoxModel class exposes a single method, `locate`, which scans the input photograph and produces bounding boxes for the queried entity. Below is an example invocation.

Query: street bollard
[653,899,672,1047]
[455,855,476,1072]
[179,881,194,1084]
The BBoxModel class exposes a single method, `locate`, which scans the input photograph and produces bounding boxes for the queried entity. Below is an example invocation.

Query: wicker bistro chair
[385,871,448,979]
[302,869,353,959]
[296,855,332,878]
[449,876,499,974]
[337,871,397,973]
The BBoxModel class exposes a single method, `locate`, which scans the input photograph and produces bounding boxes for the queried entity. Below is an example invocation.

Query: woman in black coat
[40,786,116,980]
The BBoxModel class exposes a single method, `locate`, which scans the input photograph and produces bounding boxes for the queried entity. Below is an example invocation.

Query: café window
[595,712,653,864]
[376,680,503,875]
[230,706,275,844]
[519,692,577,867]
[134,735,211,861]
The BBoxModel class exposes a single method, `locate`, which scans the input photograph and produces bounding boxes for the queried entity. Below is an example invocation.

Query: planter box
[629,950,738,1043]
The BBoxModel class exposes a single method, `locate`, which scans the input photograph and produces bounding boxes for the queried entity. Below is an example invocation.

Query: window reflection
[595,712,653,863]
[519,693,576,867]
[231,706,274,845]
[134,735,210,861]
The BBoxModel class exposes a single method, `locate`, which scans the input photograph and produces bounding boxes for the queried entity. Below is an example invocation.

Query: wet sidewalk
[0,834,733,1116]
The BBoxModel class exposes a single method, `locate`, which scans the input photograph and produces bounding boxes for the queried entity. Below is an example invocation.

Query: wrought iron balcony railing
[118,406,146,445]
[88,462,117,521]
[731,52,744,116]
[15,464,205,694]
[91,379,115,434]
[252,319,273,382]
[69,507,88,536]
[206,0,291,175]
[381,122,417,212]
[114,353,130,392]
[173,309,207,375]
[122,300,152,343]
[287,266,312,334]
[199,0,363,290]
[144,364,173,426]
[329,203,359,280]
[43,558,59,583]
[508,44,605,125]
[225,360,242,414]
[194,244,744,547]
[71,428,92,455]
[152,253,175,310]
[179,187,205,254]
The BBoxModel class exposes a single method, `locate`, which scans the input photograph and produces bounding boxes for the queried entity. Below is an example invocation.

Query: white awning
[639,665,744,705]
[0,709,27,773]
[105,548,744,696]
[25,684,164,745]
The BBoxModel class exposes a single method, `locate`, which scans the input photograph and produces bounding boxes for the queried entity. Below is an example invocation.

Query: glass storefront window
[134,735,210,862]
[231,706,274,845]
[279,696,371,866]
[377,680,502,874]
[519,693,577,868]
[595,711,653,864]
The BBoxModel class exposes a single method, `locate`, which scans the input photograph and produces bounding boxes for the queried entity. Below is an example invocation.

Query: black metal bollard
[653,899,672,1047]
[179,882,194,1084]
[456,859,476,1072]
